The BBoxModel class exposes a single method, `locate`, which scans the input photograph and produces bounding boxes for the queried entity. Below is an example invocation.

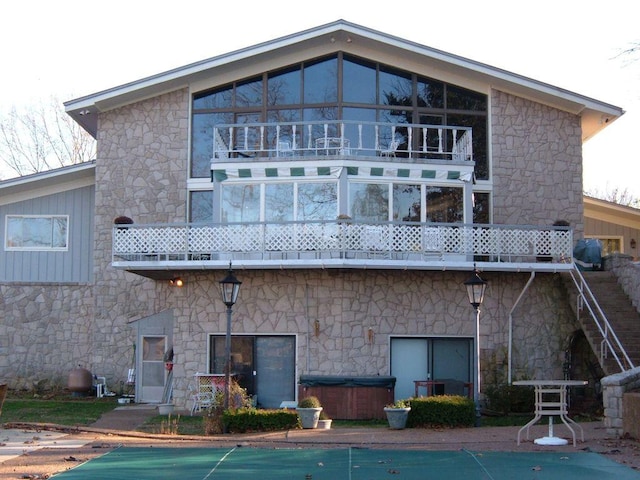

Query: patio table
[514,379,587,447]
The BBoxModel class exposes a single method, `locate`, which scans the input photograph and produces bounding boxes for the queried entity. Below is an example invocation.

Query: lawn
[1,396,118,426]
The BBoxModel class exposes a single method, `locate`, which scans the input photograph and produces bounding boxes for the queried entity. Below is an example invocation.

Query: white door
[390,338,428,401]
[140,335,167,403]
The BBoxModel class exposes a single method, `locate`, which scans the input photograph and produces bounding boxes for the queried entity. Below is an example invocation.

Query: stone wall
[168,269,579,408]
[491,90,584,237]
[604,254,640,313]
[602,366,640,436]
[0,283,94,389]
[89,88,190,383]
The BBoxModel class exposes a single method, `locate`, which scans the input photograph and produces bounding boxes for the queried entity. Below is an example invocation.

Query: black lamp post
[463,267,487,424]
[219,262,242,418]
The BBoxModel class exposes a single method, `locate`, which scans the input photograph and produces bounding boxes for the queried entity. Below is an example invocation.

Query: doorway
[209,335,296,408]
[390,337,473,401]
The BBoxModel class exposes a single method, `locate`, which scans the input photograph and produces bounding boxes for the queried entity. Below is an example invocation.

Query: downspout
[508,272,536,384]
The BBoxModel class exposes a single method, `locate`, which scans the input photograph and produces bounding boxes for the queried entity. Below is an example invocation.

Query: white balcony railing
[212,120,472,163]
[112,221,572,269]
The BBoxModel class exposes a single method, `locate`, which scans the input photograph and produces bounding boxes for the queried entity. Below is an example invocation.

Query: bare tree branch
[0,96,96,179]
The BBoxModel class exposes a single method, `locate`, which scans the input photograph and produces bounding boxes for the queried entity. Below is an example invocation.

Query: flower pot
[297,407,323,429]
[384,407,411,429]
[317,419,332,429]
[158,403,175,415]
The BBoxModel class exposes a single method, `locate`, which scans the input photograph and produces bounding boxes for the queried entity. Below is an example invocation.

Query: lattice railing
[113,221,572,264]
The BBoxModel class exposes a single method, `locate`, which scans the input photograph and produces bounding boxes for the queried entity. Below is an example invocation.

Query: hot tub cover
[299,375,396,388]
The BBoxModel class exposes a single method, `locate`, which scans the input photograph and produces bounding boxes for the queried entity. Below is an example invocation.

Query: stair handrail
[569,265,635,372]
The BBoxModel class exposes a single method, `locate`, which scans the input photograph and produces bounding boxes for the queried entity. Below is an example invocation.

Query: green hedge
[406,395,475,428]
[223,408,300,433]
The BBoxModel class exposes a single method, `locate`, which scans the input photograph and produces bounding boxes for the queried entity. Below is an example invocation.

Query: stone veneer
[491,90,584,237]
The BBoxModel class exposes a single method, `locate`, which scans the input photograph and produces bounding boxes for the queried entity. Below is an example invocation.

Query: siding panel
[0,185,94,283]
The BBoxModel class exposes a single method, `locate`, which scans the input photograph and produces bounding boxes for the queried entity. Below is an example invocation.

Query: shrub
[406,395,475,428]
[223,408,300,433]
[298,396,322,408]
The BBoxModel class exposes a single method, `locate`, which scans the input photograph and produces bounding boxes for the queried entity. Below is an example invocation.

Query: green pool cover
[52,447,640,479]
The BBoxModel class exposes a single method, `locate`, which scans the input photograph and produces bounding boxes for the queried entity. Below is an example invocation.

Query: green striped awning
[346,166,473,182]
[213,165,473,182]
[213,166,341,181]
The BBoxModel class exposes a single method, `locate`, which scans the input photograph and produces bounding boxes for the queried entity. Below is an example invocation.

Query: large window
[192,53,488,179]
[221,181,338,222]
[5,215,68,251]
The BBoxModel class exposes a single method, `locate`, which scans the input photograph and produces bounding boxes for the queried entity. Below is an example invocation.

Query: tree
[0,96,96,179]
[585,187,640,209]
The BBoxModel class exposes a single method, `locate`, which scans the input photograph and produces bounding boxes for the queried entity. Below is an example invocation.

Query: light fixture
[463,266,487,426]
[464,267,487,311]
[314,319,320,337]
[170,278,184,287]
[631,239,637,249]
[218,262,242,430]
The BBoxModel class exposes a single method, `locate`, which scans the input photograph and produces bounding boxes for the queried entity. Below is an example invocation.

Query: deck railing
[113,221,572,266]
[212,120,472,162]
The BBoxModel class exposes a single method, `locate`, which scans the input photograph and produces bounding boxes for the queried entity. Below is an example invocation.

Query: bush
[297,396,322,408]
[223,408,300,433]
[406,395,475,428]
[483,383,534,415]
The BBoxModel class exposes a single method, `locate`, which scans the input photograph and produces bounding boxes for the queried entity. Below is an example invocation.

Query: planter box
[299,375,395,420]
[158,403,175,415]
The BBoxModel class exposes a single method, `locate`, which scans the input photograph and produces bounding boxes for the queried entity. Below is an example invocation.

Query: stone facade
[604,254,640,313]
[491,90,584,237]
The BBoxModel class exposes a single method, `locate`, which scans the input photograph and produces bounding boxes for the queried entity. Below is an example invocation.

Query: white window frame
[5,214,69,251]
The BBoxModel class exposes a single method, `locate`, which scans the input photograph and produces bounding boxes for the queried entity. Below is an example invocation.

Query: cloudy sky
[2,0,638,196]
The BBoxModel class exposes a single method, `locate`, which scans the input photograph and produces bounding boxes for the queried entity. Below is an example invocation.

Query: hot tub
[298,375,396,420]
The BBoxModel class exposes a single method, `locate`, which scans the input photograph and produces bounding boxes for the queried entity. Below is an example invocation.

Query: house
[584,195,640,260]
[0,20,630,417]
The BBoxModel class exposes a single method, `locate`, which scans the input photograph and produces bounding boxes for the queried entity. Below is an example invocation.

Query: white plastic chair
[380,139,399,157]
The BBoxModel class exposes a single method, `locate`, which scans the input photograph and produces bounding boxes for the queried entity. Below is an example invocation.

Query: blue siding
[0,185,94,283]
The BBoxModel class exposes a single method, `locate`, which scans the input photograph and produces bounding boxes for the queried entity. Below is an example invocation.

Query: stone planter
[384,407,411,429]
[297,407,323,429]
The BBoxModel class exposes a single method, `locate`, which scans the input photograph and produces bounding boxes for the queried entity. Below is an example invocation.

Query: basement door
[209,335,295,409]
[390,337,473,401]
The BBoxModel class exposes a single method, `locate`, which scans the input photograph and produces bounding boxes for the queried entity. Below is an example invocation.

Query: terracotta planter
[384,407,411,429]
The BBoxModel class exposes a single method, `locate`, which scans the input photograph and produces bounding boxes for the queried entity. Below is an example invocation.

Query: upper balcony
[112,221,574,279]
[211,120,473,165]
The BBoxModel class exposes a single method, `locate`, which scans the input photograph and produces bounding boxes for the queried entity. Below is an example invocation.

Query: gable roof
[65,19,623,141]
[584,195,640,230]
[0,161,95,206]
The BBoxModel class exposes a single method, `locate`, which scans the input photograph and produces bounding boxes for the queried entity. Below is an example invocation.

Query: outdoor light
[218,262,242,430]
[464,268,487,311]
[219,262,241,307]
[463,266,487,426]
[170,277,184,287]
[631,239,637,249]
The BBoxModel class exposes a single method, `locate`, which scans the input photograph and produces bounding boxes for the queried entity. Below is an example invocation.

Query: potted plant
[384,399,411,429]
[296,395,323,429]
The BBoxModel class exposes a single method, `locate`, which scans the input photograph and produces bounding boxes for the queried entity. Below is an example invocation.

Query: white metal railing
[113,221,572,265]
[568,268,635,372]
[212,120,472,162]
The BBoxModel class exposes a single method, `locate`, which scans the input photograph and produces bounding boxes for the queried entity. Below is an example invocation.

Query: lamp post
[463,267,487,425]
[219,262,242,419]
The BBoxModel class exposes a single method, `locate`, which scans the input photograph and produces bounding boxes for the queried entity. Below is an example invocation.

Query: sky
[1,0,639,197]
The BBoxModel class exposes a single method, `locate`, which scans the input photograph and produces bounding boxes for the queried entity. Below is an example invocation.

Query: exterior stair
[567,270,640,375]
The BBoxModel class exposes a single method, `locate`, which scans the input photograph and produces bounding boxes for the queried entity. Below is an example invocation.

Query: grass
[1,395,118,426]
